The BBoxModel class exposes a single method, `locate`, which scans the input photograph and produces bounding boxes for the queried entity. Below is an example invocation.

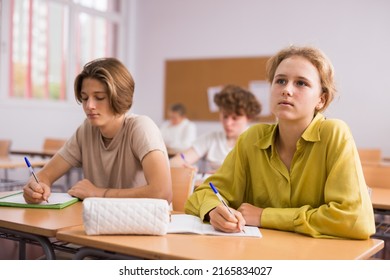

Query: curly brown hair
[214,85,262,119]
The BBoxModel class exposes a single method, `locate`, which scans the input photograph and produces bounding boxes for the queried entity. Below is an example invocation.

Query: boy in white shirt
[160,103,197,156]
[170,85,261,174]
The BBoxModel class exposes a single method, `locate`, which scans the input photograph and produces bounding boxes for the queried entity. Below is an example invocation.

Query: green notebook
[0,191,79,209]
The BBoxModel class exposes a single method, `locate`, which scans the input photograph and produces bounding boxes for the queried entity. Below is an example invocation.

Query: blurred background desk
[10,149,57,158]
[0,157,48,191]
[371,187,390,211]
[0,157,47,170]
[10,138,66,159]
[11,138,82,191]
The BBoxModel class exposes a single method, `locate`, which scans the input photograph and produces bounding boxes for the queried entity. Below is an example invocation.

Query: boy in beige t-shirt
[23,58,172,204]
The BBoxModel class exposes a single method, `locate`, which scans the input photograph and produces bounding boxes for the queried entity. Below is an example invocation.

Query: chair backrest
[362,163,390,189]
[0,139,11,157]
[358,148,382,163]
[43,138,66,152]
[171,167,195,212]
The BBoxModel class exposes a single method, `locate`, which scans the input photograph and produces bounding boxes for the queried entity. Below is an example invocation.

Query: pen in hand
[24,156,49,203]
[209,182,244,233]
[180,153,187,163]
[180,153,193,169]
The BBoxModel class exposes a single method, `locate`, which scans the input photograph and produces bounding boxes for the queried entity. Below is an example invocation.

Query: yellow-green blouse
[185,114,375,239]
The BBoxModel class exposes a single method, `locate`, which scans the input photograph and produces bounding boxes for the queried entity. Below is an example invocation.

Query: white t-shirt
[160,118,197,153]
[192,131,232,172]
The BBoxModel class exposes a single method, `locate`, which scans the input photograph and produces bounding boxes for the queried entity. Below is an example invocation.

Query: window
[0,0,125,102]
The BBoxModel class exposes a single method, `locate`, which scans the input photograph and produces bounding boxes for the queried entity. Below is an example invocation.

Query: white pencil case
[83,197,170,236]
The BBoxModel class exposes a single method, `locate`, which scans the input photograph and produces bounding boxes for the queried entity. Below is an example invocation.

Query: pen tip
[24,156,30,166]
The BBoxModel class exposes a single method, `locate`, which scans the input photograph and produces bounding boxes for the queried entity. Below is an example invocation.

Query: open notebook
[0,191,78,209]
[168,214,262,238]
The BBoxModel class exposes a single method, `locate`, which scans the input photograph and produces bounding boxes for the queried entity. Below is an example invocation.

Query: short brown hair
[214,85,261,119]
[169,103,187,116]
[266,45,336,112]
[74,57,135,115]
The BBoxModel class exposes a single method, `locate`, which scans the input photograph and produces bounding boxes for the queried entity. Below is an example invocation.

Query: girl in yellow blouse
[185,46,375,239]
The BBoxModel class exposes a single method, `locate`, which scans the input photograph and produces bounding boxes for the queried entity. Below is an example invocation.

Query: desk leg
[74,247,141,260]
[0,227,56,260]
[19,239,26,259]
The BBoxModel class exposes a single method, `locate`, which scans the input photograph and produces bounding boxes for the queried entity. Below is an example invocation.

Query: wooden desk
[7,152,81,190]
[56,225,384,260]
[371,187,390,211]
[1,188,384,260]
[0,156,48,184]
[10,149,57,158]
[0,194,83,259]
[0,156,47,170]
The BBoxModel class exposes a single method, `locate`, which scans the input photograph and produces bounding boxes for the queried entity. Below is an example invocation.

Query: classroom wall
[131,0,390,156]
[1,0,390,158]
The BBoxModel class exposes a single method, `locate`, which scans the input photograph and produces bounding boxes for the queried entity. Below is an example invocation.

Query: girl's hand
[209,204,246,233]
[237,203,263,227]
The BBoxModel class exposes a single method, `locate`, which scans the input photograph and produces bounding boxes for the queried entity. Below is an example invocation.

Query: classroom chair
[362,163,390,189]
[0,139,11,158]
[0,139,12,182]
[0,139,25,191]
[42,138,70,192]
[170,167,195,212]
[362,163,390,259]
[358,148,382,164]
[43,137,83,192]
[43,138,66,154]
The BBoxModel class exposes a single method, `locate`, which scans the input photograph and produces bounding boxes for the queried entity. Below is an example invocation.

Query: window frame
[0,0,129,109]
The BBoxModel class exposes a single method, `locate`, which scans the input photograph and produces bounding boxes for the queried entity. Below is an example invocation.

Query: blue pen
[24,156,48,203]
[209,182,244,232]
[180,153,187,162]
[209,182,234,216]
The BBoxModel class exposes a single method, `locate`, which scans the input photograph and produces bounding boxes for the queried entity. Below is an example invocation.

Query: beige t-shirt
[58,114,167,189]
